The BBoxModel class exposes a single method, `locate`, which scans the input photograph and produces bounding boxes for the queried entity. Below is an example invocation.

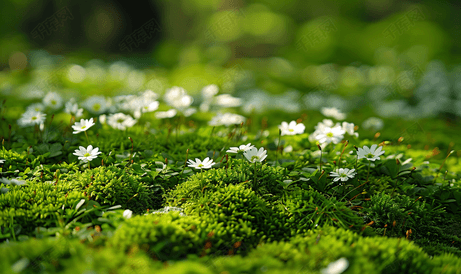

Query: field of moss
[1,54,461,274]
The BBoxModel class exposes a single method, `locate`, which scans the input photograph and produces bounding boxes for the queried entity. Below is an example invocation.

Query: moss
[110,212,204,260]
[282,187,365,236]
[67,166,156,214]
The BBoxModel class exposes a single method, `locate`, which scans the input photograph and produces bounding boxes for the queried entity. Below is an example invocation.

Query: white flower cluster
[309,119,359,145]
[200,84,242,112]
[151,206,186,216]
[209,112,246,127]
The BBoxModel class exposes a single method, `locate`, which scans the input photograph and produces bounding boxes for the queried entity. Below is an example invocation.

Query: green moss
[67,166,156,214]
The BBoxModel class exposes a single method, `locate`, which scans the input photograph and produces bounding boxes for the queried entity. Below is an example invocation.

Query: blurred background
[2,0,461,123]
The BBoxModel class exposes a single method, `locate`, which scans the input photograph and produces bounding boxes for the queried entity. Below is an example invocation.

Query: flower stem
[338,140,348,169]
[84,131,90,144]
[253,161,257,190]
[366,161,371,182]
[276,129,282,167]
[317,144,323,172]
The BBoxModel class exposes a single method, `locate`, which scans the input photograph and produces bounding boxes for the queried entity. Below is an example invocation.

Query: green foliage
[361,192,445,237]
[282,187,365,236]
[67,166,157,214]
[166,163,289,207]
[110,212,204,260]
[0,178,84,236]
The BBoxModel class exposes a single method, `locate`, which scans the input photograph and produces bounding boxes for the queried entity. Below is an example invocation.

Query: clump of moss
[282,187,365,236]
[0,178,84,234]
[68,166,156,214]
[166,164,289,207]
[110,211,205,260]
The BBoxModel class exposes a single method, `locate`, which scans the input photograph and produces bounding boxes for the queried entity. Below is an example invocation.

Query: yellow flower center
[327,132,334,137]
[93,103,101,111]
[84,153,90,157]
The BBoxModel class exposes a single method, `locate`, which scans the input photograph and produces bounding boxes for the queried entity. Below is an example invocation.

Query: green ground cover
[1,56,461,274]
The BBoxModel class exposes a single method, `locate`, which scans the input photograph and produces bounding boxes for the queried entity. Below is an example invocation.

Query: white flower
[283,145,293,153]
[18,110,46,127]
[140,89,159,101]
[321,107,346,120]
[123,209,133,219]
[321,257,349,274]
[141,101,159,113]
[315,119,335,130]
[330,168,356,182]
[43,91,63,110]
[99,114,106,124]
[362,117,384,131]
[243,147,268,163]
[357,144,385,161]
[73,145,102,162]
[0,177,27,186]
[279,121,305,136]
[72,118,95,134]
[26,103,45,113]
[82,96,108,114]
[202,84,219,99]
[107,113,137,130]
[164,86,193,111]
[342,122,359,137]
[214,94,242,108]
[155,109,177,119]
[315,125,345,144]
[208,112,246,127]
[65,100,83,118]
[227,143,255,154]
[183,107,197,117]
[0,159,5,164]
[187,157,215,169]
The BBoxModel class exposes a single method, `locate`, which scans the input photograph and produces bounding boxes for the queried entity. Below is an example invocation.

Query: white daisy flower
[321,257,349,274]
[362,117,384,131]
[315,125,345,144]
[18,110,46,127]
[330,168,356,182]
[279,121,305,136]
[123,209,133,219]
[72,118,95,134]
[107,113,137,130]
[73,145,102,162]
[141,100,159,113]
[227,143,255,154]
[155,109,177,119]
[43,91,63,110]
[187,157,215,169]
[321,107,346,120]
[208,112,246,127]
[315,119,335,130]
[82,96,108,114]
[183,107,197,117]
[342,122,359,137]
[65,100,84,118]
[164,86,193,111]
[357,144,385,161]
[202,84,219,99]
[26,103,45,113]
[140,89,159,101]
[214,94,242,108]
[243,147,268,163]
